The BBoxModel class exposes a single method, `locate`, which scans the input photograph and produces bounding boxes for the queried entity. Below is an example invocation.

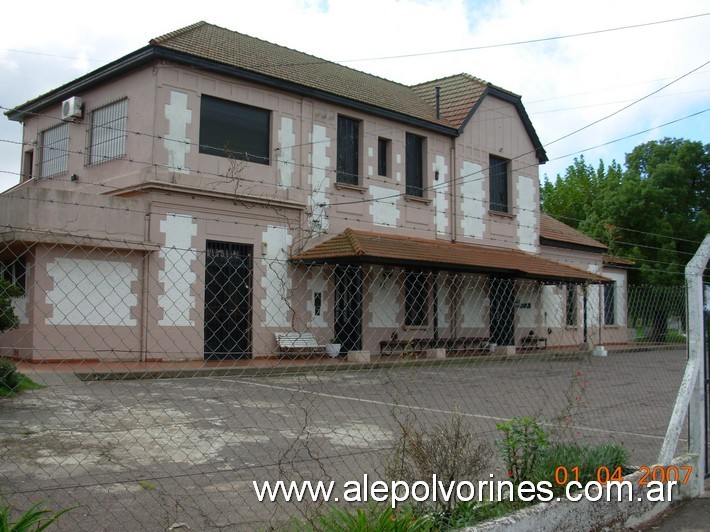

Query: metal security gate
[204,241,252,359]
[334,265,362,355]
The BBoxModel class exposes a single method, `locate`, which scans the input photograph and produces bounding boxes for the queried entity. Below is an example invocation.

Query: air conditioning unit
[61,96,83,120]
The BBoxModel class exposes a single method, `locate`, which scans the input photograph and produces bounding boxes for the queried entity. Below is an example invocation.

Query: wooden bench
[276,332,326,358]
[520,334,547,350]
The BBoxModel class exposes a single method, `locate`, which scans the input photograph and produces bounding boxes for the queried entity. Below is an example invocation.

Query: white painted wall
[604,270,627,326]
[460,161,486,239]
[277,117,295,189]
[158,214,198,326]
[307,267,327,329]
[261,225,293,327]
[163,91,192,173]
[436,273,450,329]
[461,280,486,328]
[368,270,398,328]
[516,175,537,253]
[45,258,138,326]
[433,155,449,236]
[542,285,564,329]
[11,295,29,325]
[369,185,400,227]
[308,125,331,234]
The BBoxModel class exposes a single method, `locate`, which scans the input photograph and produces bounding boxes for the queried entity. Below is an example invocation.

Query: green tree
[541,138,709,286]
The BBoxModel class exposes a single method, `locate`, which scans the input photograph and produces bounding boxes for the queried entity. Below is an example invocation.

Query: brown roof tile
[539,213,607,251]
[293,229,607,282]
[151,22,453,128]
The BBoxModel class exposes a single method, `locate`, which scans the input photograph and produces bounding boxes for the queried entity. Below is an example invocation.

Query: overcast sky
[1,0,708,193]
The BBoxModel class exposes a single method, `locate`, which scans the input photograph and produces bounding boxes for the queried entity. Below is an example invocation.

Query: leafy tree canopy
[541,138,710,285]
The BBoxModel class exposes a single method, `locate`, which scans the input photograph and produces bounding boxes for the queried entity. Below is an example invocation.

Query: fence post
[684,234,709,496]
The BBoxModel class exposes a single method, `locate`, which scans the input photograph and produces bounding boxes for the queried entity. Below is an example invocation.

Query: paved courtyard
[0,348,687,530]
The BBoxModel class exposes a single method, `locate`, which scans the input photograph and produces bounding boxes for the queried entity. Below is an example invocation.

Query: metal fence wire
[0,232,691,530]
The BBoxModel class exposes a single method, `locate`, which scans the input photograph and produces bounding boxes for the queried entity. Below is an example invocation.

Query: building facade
[0,22,627,362]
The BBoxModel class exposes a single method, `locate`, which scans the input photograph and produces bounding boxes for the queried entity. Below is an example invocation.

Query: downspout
[140,210,151,362]
[583,284,588,345]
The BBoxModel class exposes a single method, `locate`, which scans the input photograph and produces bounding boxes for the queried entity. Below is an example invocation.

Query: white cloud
[1,0,708,192]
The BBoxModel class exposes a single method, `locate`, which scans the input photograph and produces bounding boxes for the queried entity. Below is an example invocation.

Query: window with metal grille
[566,284,578,326]
[337,116,359,185]
[405,271,429,326]
[406,133,424,197]
[88,99,127,165]
[489,155,509,213]
[378,137,390,177]
[39,122,69,178]
[199,95,270,164]
[1,256,26,291]
[604,282,616,325]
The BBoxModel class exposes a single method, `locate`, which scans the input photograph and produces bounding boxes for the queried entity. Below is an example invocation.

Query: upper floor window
[378,137,390,177]
[489,155,509,213]
[39,122,69,178]
[604,282,616,325]
[405,133,424,197]
[199,95,270,165]
[1,256,26,291]
[337,115,360,185]
[88,99,127,166]
[566,284,578,326]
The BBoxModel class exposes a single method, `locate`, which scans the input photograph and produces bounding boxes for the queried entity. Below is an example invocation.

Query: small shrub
[387,412,492,511]
[495,416,549,485]
[315,504,433,531]
[534,442,630,493]
[0,358,20,392]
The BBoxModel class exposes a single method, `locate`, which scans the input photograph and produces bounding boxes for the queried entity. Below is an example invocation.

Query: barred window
[89,99,127,165]
[604,282,616,325]
[337,116,360,185]
[40,122,69,178]
[1,256,26,291]
[405,271,429,326]
[566,284,578,326]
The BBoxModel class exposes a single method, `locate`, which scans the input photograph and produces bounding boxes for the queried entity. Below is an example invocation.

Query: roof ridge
[150,21,208,45]
[344,228,365,256]
[411,73,489,88]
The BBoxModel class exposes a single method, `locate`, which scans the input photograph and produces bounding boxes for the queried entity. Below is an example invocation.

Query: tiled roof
[292,228,607,282]
[411,74,490,129]
[539,213,607,251]
[150,22,451,129]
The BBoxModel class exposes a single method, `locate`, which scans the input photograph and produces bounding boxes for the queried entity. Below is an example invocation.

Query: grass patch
[0,373,43,398]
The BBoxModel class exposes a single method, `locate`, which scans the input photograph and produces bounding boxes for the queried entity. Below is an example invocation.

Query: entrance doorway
[489,277,516,347]
[334,265,362,355]
[204,241,252,359]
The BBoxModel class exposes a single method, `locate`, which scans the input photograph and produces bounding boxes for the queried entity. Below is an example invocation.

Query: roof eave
[5,45,157,122]
[7,45,459,137]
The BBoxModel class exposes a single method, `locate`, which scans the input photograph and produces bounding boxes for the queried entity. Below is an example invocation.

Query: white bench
[275,332,326,358]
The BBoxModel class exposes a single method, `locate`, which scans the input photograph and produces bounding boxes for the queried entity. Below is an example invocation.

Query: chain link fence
[0,231,691,530]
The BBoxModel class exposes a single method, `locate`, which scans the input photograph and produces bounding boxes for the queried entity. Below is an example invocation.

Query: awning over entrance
[291,228,608,283]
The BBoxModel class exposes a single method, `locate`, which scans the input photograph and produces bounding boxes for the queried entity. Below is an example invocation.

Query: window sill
[489,210,516,219]
[334,182,366,194]
[403,325,429,331]
[404,195,432,205]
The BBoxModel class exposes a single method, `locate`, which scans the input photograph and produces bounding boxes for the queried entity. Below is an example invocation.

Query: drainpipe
[140,210,151,362]
[583,285,588,345]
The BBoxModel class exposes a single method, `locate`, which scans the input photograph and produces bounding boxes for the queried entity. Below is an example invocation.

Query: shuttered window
[89,99,127,165]
[199,96,270,165]
[489,155,509,213]
[40,122,69,178]
[405,133,424,197]
[337,116,359,185]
